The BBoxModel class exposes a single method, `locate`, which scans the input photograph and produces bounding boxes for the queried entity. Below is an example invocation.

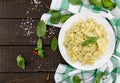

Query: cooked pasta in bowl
[58,12,115,70]
[64,17,108,65]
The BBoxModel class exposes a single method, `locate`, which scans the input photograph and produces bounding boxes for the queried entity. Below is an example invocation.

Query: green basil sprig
[82,37,98,46]
[68,0,83,5]
[38,49,45,58]
[51,37,58,52]
[49,8,73,24]
[102,0,116,10]
[50,11,61,24]
[60,14,72,23]
[89,0,116,10]
[90,0,103,7]
[35,20,46,58]
[35,38,42,50]
[49,9,59,14]
[36,20,46,38]
[17,55,25,69]
[95,72,105,83]
[35,39,45,58]
[73,76,81,83]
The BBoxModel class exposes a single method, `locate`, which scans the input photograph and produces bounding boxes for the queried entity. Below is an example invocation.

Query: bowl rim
[58,11,115,70]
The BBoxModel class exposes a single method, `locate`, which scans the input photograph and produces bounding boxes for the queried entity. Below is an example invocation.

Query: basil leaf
[17,55,25,69]
[38,49,45,58]
[60,14,72,23]
[51,37,58,52]
[82,37,98,46]
[35,38,45,58]
[89,0,116,10]
[73,76,81,83]
[50,11,61,24]
[102,0,116,10]
[36,20,46,37]
[35,47,40,50]
[95,72,105,83]
[37,38,42,49]
[95,0,103,7]
[89,0,95,4]
[49,9,59,14]
[68,0,82,5]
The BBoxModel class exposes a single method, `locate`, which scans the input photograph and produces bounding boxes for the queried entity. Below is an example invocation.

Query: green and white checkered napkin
[41,0,120,83]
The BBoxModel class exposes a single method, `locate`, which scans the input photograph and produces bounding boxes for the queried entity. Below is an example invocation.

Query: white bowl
[58,12,115,70]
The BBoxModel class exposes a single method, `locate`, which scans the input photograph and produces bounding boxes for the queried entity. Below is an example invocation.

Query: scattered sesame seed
[19,0,43,37]
[33,0,41,5]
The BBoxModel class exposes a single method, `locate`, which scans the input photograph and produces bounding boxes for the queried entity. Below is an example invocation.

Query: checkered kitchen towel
[41,0,120,83]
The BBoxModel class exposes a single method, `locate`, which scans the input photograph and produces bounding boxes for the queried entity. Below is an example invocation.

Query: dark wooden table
[0,0,66,83]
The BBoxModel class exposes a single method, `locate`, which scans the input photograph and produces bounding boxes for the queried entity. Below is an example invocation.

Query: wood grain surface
[0,0,65,83]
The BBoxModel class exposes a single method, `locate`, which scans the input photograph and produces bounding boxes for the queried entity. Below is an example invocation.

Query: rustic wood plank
[0,0,51,18]
[0,19,60,45]
[0,72,54,83]
[0,0,59,83]
[0,46,66,72]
